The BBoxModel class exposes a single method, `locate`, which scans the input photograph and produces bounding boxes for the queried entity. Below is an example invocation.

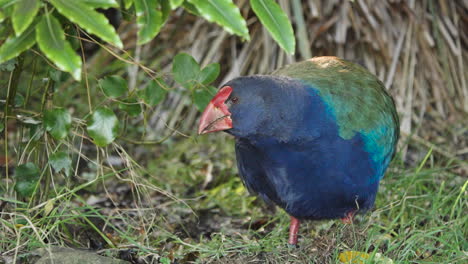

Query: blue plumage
[198,57,399,245]
[227,77,379,219]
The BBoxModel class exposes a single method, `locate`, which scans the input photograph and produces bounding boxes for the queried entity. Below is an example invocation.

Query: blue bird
[198,57,399,246]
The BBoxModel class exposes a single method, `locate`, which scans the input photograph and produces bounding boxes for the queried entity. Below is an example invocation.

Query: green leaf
[12,0,40,36]
[0,9,6,23]
[49,0,123,48]
[99,75,127,98]
[14,162,40,197]
[182,1,200,15]
[187,0,249,40]
[172,53,200,89]
[250,0,295,54]
[160,0,171,22]
[43,108,72,140]
[0,24,36,63]
[193,86,216,111]
[118,98,142,116]
[199,63,220,84]
[170,0,183,9]
[87,107,119,146]
[0,0,15,8]
[135,0,163,44]
[0,122,4,133]
[49,151,72,177]
[123,0,133,9]
[80,0,119,9]
[138,78,167,106]
[36,14,82,81]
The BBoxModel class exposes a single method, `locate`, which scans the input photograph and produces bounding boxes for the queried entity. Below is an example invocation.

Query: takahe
[198,57,399,246]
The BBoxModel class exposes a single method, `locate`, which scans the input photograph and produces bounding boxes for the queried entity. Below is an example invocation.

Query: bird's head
[198,76,308,139]
[198,76,268,137]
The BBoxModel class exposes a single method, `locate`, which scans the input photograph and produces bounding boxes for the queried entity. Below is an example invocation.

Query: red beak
[198,86,233,134]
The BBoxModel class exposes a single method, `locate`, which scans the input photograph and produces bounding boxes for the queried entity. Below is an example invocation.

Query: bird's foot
[341,211,355,224]
[288,216,301,246]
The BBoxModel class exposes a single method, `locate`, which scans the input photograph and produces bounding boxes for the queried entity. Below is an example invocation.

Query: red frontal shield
[198,86,233,134]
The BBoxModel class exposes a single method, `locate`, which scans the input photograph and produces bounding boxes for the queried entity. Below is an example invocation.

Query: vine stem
[4,57,24,192]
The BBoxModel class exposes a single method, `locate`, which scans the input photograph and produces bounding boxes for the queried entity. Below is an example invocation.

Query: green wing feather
[273,57,399,177]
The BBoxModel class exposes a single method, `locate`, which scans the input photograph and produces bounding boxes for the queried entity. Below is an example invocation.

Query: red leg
[341,211,355,224]
[288,216,301,246]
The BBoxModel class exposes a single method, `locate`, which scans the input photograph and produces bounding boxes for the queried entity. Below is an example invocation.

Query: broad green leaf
[43,108,72,140]
[193,86,216,111]
[14,162,40,197]
[123,0,133,9]
[170,0,183,9]
[199,63,220,84]
[172,53,200,89]
[138,78,167,106]
[187,0,249,40]
[250,0,295,54]
[99,75,127,98]
[12,0,40,36]
[49,0,123,48]
[87,107,119,146]
[0,24,36,63]
[135,0,163,44]
[80,0,119,9]
[118,98,142,116]
[49,151,72,177]
[0,122,4,132]
[0,0,15,8]
[36,15,82,80]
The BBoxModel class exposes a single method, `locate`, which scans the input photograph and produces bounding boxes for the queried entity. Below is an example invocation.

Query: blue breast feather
[234,84,389,219]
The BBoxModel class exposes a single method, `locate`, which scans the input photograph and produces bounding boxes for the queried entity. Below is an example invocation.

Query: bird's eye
[231,97,239,104]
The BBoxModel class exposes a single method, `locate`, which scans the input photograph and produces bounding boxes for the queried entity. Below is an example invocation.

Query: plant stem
[41,79,54,112]
[18,57,37,156]
[4,56,24,192]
